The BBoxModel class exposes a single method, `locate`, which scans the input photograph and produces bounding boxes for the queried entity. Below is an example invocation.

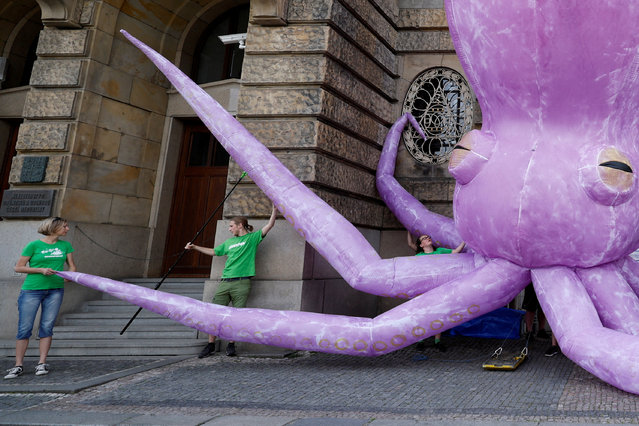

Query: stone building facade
[0,0,477,338]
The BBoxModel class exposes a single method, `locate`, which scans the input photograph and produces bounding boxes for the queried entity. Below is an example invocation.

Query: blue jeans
[16,289,64,340]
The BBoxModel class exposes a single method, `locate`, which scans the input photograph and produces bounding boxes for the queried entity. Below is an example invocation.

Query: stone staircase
[0,278,207,357]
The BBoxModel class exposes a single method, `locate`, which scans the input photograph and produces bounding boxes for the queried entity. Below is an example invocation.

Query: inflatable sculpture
[59,1,639,394]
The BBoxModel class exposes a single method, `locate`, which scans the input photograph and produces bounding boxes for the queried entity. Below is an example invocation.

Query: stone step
[54,324,194,332]
[119,282,204,292]
[85,294,203,305]
[125,278,205,284]
[53,327,198,340]
[79,302,202,314]
[63,310,176,319]
[97,294,203,304]
[62,316,192,327]
[96,280,204,305]
[0,278,208,358]
[0,339,203,357]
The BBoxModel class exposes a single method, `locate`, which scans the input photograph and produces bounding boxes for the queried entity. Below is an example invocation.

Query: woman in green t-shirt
[4,217,76,380]
[185,204,277,358]
[407,231,466,352]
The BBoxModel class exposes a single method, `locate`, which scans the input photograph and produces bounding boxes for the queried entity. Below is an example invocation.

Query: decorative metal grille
[402,67,474,165]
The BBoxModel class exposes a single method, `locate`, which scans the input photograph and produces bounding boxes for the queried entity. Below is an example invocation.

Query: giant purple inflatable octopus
[59,2,639,394]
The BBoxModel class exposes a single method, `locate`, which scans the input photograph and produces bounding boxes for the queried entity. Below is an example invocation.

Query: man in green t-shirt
[185,204,277,357]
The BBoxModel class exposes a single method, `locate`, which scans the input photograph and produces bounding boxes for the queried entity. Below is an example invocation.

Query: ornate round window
[402,67,474,165]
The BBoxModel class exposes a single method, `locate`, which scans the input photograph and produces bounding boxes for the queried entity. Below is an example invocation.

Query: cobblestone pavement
[1,336,639,425]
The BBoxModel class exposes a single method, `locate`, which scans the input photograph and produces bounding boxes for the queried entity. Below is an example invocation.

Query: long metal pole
[120,171,247,334]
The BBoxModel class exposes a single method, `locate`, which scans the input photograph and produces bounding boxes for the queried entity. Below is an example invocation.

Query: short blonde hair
[37,217,68,236]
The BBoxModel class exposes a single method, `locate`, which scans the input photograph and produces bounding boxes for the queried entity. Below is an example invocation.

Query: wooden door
[163,121,229,276]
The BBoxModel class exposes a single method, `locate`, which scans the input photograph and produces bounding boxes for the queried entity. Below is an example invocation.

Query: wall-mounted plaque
[0,190,55,218]
[20,156,49,183]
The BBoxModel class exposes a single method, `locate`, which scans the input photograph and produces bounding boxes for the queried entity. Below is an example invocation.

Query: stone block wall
[8,1,170,233]
[4,1,181,280]
[215,0,464,278]
[225,0,402,230]
[225,0,460,232]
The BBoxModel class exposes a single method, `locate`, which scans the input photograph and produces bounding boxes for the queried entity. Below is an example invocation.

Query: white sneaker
[4,366,23,379]
[35,363,49,376]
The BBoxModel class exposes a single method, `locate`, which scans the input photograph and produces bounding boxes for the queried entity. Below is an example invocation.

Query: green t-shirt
[20,239,74,290]
[214,231,263,279]
[416,247,453,256]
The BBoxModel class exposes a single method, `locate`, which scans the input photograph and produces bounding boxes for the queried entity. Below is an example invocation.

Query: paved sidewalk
[1,336,638,425]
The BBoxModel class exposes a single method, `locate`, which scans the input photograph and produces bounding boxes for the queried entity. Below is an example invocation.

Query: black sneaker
[226,342,236,357]
[4,366,23,379]
[537,329,550,339]
[434,341,447,352]
[198,343,216,358]
[544,345,560,357]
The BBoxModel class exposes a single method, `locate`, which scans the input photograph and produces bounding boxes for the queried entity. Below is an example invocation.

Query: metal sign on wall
[0,190,55,218]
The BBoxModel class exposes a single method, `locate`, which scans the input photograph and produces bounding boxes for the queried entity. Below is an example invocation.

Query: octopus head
[444,0,639,268]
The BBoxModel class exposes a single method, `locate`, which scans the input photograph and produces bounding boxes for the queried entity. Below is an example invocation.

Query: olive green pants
[212,279,251,308]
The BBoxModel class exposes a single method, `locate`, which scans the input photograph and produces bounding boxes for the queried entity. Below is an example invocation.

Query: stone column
[10,26,90,194]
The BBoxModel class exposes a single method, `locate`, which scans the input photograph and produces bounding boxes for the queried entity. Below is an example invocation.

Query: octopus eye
[598,159,633,190]
[580,147,635,206]
[600,160,632,173]
[448,130,495,185]
[449,144,471,167]
[597,148,634,192]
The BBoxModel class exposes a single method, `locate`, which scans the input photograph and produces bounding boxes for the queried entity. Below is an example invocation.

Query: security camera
[218,33,247,49]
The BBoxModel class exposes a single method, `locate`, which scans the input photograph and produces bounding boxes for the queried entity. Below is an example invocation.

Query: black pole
[120,171,248,335]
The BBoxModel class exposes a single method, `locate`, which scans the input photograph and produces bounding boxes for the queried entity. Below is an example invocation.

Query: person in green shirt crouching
[407,231,465,352]
[185,204,277,357]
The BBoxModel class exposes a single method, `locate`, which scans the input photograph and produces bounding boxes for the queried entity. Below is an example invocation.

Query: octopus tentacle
[120,30,475,298]
[533,267,639,395]
[616,256,639,296]
[58,259,528,356]
[576,263,639,335]
[376,113,462,249]
[354,253,477,299]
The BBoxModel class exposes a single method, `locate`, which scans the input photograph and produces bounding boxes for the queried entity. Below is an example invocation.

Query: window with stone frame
[402,67,474,165]
[192,4,249,84]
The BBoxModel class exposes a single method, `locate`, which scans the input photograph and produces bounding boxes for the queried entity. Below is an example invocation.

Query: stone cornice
[37,0,83,28]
